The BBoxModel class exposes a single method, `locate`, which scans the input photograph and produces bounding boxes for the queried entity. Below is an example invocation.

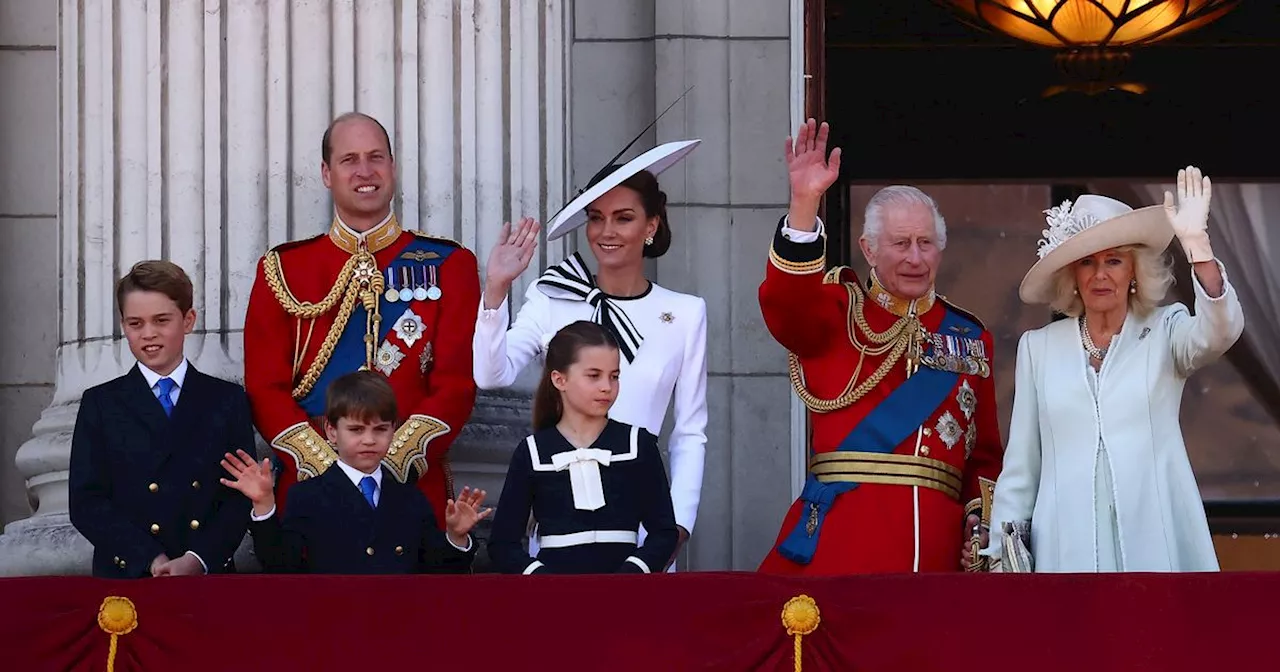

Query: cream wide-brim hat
[1018,194,1174,304]
[545,139,701,241]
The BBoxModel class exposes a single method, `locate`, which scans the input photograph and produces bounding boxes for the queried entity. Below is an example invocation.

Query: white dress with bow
[472,255,709,543]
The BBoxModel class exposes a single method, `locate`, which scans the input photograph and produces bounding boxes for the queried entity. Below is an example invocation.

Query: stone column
[649,0,796,570]
[0,0,570,576]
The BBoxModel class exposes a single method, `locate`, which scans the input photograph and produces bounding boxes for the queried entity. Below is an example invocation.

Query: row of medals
[384,266,442,303]
[922,332,990,377]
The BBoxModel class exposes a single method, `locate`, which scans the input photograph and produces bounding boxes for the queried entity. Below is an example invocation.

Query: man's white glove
[1162,165,1214,264]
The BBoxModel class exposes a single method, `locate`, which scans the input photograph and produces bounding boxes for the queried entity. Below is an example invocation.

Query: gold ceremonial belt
[809,452,962,501]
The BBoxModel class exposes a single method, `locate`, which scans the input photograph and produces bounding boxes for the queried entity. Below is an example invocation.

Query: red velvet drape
[1,572,1275,671]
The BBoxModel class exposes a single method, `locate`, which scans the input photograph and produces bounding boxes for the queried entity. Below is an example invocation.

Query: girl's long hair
[532,321,619,431]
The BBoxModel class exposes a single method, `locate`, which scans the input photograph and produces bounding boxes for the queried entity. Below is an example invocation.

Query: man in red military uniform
[244,113,480,527]
[757,120,1004,575]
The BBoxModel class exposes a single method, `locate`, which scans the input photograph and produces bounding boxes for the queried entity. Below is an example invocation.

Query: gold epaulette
[267,233,325,255]
[821,266,870,303]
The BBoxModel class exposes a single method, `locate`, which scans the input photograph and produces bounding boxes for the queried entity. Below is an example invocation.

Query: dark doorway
[811,0,1280,266]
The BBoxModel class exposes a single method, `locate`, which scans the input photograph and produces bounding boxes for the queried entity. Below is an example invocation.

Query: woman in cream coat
[988,167,1244,572]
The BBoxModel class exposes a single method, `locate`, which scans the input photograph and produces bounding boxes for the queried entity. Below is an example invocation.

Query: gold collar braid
[866,269,935,319]
[329,213,403,254]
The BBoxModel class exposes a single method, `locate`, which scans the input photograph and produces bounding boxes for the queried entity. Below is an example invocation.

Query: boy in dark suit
[69,260,256,578]
[220,371,490,574]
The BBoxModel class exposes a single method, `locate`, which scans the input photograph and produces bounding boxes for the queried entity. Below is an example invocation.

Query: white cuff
[184,550,209,574]
[624,556,651,573]
[781,215,824,244]
[447,533,473,553]
[477,296,509,322]
[250,505,277,522]
[522,560,545,575]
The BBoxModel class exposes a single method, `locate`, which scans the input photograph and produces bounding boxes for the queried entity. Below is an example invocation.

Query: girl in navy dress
[488,321,678,574]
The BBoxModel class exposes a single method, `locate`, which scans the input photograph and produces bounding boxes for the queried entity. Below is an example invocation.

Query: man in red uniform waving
[758,119,1004,575]
[244,113,480,527]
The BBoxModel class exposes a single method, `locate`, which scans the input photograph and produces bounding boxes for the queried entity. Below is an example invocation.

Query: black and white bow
[536,253,644,363]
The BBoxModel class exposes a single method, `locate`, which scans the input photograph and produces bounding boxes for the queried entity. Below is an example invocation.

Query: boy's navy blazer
[249,464,474,574]
[69,363,256,578]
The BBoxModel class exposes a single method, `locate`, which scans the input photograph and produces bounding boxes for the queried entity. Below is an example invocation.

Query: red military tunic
[757,217,1003,575]
[244,215,480,527]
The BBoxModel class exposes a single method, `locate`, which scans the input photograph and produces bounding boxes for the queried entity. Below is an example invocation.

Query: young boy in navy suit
[69,260,256,578]
[220,371,491,574]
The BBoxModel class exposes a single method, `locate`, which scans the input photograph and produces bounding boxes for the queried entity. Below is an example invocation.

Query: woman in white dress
[473,141,708,570]
[988,166,1244,572]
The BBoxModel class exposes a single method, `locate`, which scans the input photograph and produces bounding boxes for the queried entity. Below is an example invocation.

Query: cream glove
[1162,165,1214,264]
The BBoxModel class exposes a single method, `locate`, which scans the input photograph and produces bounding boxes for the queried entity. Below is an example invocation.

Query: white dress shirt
[138,358,189,407]
[780,216,824,244]
[335,459,383,507]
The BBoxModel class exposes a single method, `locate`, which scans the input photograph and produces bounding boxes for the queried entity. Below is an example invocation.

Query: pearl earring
[1129,280,1137,295]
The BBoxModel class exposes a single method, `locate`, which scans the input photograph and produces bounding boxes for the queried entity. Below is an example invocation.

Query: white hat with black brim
[545,139,701,240]
[1019,194,1174,304]
[545,86,700,241]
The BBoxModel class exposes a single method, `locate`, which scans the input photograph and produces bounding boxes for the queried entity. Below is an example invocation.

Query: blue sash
[777,305,978,565]
[297,238,456,416]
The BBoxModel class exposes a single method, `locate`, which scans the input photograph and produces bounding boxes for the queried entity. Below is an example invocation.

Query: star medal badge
[375,342,406,376]
[956,379,977,421]
[394,308,426,348]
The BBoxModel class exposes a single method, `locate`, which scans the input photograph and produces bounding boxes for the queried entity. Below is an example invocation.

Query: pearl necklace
[1078,317,1110,361]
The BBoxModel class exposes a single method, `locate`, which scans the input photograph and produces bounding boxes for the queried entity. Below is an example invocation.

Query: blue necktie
[359,476,377,509]
[155,378,177,417]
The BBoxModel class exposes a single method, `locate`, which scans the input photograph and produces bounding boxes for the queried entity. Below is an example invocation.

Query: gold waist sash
[809,451,962,501]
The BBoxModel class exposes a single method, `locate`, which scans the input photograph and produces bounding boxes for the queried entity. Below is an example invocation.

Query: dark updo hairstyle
[585,166,672,258]
[531,321,620,431]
